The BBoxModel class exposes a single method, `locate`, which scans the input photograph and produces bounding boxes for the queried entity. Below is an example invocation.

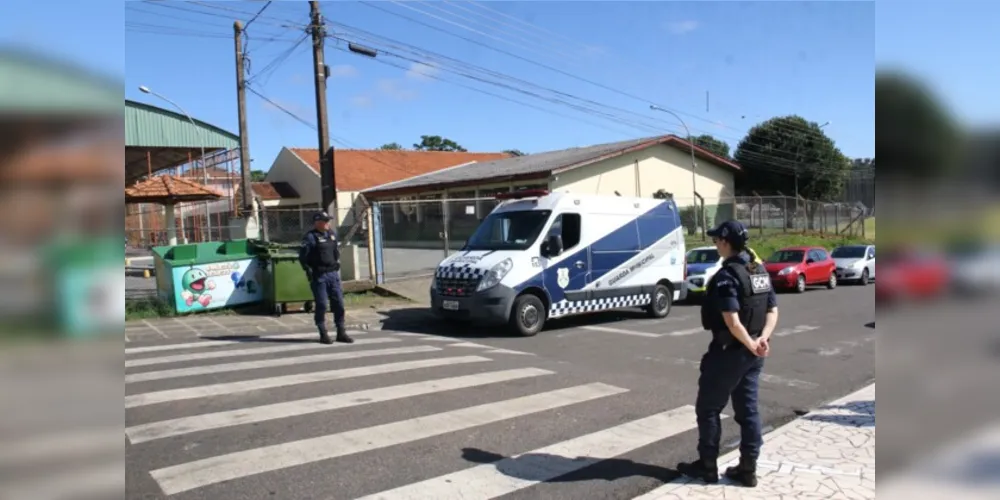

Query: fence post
[366,204,377,282]
[441,194,451,259]
[372,202,385,285]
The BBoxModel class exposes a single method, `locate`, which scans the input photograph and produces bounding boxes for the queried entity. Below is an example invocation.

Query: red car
[764,246,838,293]
[875,248,950,303]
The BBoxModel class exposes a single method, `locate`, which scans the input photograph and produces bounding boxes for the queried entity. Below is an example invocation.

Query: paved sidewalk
[637,383,875,499]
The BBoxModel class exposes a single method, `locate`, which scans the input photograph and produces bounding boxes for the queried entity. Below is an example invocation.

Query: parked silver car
[832,244,876,285]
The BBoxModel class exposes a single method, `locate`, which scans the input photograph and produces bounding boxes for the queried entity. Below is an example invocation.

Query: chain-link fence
[260,202,372,281]
[376,197,502,281]
[725,196,868,237]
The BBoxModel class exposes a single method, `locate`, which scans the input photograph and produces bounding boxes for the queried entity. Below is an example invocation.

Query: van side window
[548,213,582,250]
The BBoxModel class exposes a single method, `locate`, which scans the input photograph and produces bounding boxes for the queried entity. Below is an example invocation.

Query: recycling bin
[48,236,124,337]
[152,239,267,314]
[250,241,314,316]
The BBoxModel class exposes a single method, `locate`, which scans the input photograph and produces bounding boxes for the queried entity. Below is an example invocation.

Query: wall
[550,144,736,229]
[264,148,321,207]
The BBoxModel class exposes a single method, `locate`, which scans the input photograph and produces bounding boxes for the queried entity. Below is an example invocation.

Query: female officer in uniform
[677,220,779,487]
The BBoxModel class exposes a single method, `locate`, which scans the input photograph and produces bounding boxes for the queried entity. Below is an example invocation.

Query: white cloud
[666,20,699,35]
[328,64,358,78]
[404,62,439,82]
[350,95,373,108]
[376,79,418,101]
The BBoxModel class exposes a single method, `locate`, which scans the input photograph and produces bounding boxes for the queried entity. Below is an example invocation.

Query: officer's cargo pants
[695,341,764,462]
[311,271,346,332]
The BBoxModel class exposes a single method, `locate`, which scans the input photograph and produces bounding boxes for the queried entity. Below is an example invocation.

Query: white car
[685,246,723,294]
[832,244,876,285]
[949,244,1000,296]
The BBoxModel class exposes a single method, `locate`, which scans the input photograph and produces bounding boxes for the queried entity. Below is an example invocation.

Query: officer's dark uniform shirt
[299,229,341,274]
[701,251,777,343]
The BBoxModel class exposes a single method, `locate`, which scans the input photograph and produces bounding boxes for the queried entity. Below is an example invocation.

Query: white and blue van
[430,190,687,336]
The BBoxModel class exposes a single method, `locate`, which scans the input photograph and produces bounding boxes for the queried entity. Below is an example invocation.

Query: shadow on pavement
[803,400,875,428]
[377,304,700,337]
[198,335,316,344]
[460,447,680,484]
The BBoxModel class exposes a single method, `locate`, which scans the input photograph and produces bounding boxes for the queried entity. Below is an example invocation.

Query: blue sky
[2,1,905,174]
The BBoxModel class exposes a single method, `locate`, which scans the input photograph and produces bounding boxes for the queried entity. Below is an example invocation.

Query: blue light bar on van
[495,189,549,200]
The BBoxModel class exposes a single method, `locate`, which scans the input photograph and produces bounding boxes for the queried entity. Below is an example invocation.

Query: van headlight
[477,258,514,291]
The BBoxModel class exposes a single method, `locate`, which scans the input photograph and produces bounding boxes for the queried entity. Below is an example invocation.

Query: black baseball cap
[313,211,332,222]
[707,220,749,245]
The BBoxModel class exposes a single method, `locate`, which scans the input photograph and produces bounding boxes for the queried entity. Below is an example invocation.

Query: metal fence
[125,204,246,247]
[371,194,869,282]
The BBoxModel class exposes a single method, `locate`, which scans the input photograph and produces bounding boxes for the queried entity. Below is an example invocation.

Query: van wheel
[509,294,546,337]
[646,284,672,318]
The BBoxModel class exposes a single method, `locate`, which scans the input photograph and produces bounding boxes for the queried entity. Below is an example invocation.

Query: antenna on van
[614,191,622,196]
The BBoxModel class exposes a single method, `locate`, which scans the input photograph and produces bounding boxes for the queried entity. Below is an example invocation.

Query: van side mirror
[544,234,563,257]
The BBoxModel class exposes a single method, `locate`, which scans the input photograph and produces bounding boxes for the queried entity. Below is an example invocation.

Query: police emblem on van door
[556,267,570,289]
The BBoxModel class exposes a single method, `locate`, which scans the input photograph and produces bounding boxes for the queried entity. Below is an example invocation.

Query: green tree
[876,71,960,180]
[734,115,851,229]
[250,169,267,182]
[413,135,467,152]
[503,149,526,157]
[692,134,730,159]
[379,142,404,151]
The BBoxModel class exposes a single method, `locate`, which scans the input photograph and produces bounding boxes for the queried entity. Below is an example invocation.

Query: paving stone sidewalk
[637,382,875,500]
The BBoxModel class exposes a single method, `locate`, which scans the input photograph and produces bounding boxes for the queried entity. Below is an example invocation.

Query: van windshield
[687,249,720,264]
[464,210,552,251]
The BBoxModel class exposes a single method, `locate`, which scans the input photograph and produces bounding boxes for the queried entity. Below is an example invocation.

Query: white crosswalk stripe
[125,330,718,499]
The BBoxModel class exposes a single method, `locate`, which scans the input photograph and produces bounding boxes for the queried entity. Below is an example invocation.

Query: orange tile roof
[287,148,511,191]
[125,175,225,204]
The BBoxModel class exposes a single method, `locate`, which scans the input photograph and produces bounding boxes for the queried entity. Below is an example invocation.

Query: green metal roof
[126,99,239,149]
[0,48,121,115]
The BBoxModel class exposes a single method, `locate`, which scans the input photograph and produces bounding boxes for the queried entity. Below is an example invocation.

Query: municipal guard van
[430,190,688,336]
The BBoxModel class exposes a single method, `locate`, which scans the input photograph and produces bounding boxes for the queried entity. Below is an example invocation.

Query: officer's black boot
[335,325,354,344]
[677,459,719,484]
[318,330,333,345]
[724,456,758,487]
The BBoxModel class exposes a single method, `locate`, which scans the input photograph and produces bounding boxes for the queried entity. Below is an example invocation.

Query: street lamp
[649,104,705,238]
[139,85,212,242]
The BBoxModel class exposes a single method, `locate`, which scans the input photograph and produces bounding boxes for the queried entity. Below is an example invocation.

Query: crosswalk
[125,328,727,499]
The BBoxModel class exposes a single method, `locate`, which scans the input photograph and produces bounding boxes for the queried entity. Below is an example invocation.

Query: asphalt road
[125,284,875,500]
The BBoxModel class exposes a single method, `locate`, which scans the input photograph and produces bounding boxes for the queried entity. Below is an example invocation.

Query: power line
[244,0,272,30]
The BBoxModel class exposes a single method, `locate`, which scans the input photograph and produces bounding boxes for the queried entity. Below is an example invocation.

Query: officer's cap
[707,220,749,245]
[313,211,332,222]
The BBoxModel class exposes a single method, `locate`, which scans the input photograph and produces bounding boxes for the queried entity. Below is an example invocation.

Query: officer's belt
[311,264,340,273]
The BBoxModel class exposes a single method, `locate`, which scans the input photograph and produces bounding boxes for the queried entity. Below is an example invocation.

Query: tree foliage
[852,158,874,171]
[379,142,404,151]
[503,149,526,157]
[876,71,960,180]
[692,134,730,159]
[413,135,467,152]
[250,169,267,182]
[733,115,851,202]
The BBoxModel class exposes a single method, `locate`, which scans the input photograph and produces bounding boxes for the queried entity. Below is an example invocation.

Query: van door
[543,212,587,300]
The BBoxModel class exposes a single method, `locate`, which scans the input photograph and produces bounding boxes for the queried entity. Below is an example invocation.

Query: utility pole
[309,1,337,219]
[234,21,253,215]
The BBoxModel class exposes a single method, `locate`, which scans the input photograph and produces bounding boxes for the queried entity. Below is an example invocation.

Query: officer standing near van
[677,220,779,487]
[299,211,354,345]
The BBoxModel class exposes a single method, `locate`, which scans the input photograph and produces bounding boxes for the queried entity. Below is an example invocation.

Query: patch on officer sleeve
[751,274,772,294]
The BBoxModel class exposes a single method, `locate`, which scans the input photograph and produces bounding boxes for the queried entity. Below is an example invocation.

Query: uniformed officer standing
[299,211,354,345]
[677,220,779,487]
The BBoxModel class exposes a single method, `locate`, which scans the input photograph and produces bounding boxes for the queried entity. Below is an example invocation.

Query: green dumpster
[48,236,124,337]
[152,239,267,314]
[250,241,314,317]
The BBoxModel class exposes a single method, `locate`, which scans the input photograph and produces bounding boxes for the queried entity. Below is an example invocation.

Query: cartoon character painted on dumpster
[180,268,216,308]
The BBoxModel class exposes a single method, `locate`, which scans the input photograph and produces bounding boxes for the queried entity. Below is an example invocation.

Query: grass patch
[685,230,871,260]
[126,297,177,321]
[865,218,875,239]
